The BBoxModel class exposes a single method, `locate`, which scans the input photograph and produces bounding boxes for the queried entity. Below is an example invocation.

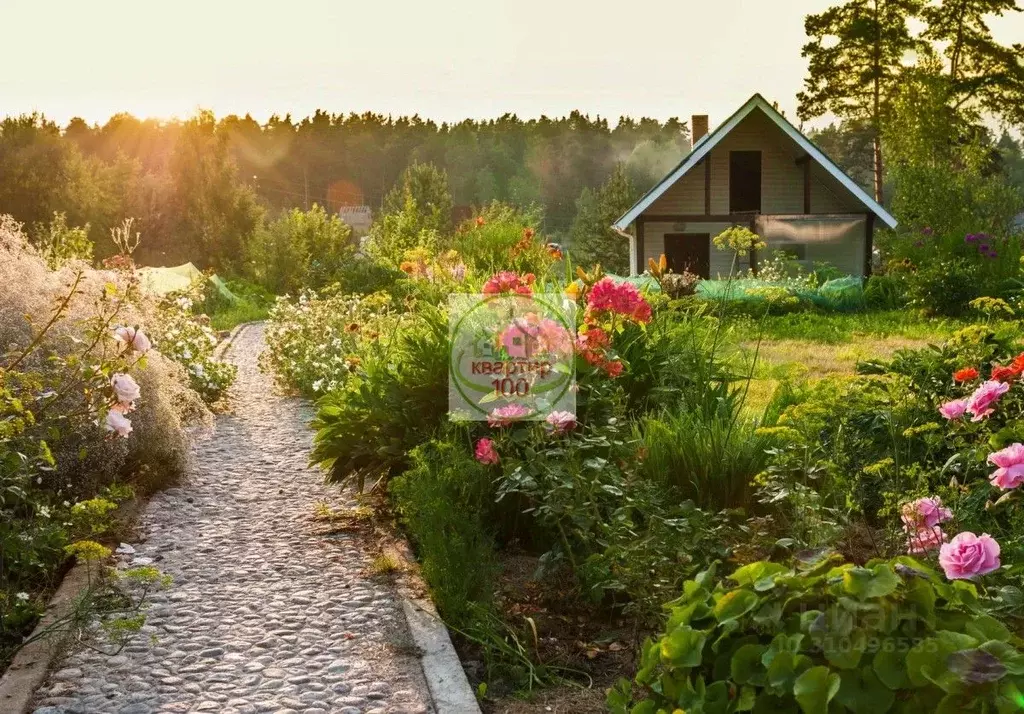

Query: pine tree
[922,0,1024,126]
[798,0,925,202]
[569,164,639,274]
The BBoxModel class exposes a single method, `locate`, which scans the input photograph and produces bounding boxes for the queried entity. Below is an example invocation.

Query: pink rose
[939,398,968,420]
[965,380,1010,421]
[487,403,532,428]
[110,373,141,408]
[988,442,1024,490]
[906,526,948,554]
[544,410,577,435]
[104,408,133,438]
[900,496,952,529]
[474,438,499,465]
[114,326,152,354]
[938,532,1000,580]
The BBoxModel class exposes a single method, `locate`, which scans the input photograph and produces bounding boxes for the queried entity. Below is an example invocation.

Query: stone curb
[212,321,248,361]
[382,535,482,713]
[0,563,96,713]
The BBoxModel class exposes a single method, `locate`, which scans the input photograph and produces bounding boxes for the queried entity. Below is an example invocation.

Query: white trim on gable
[613,94,897,231]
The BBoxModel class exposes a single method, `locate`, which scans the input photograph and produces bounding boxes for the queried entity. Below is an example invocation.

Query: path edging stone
[385,539,482,714]
[0,563,96,713]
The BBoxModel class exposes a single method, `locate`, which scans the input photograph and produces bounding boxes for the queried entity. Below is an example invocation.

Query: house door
[664,233,710,278]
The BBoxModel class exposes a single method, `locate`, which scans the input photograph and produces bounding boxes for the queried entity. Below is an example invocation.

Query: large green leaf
[873,648,911,690]
[731,562,789,588]
[843,564,899,600]
[732,644,769,686]
[715,589,760,623]
[793,666,841,714]
[824,628,867,669]
[835,667,895,713]
[660,625,706,668]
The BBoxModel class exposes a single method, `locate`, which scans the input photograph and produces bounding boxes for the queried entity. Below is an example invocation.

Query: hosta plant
[609,555,1024,713]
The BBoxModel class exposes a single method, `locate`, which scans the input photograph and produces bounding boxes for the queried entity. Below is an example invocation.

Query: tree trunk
[873,132,884,204]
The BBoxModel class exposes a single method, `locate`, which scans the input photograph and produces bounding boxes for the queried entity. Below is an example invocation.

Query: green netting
[696,276,865,311]
[138,263,238,301]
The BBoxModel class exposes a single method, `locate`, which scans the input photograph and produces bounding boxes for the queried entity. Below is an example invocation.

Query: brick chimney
[691,115,709,147]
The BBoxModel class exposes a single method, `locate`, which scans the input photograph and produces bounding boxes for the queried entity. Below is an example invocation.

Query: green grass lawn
[746,309,1011,344]
[207,299,270,331]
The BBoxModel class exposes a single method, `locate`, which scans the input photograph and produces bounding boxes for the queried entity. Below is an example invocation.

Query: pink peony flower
[939,532,1000,580]
[474,438,499,465]
[988,442,1024,490]
[104,408,133,438]
[900,497,952,529]
[113,326,151,354]
[110,373,141,408]
[906,526,948,554]
[965,380,1010,421]
[545,411,577,435]
[939,399,969,420]
[487,403,532,427]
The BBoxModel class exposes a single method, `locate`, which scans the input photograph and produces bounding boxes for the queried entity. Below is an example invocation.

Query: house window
[729,151,761,213]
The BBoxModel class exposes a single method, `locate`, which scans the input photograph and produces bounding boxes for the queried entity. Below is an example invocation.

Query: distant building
[615,94,897,278]
[338,206,373,236]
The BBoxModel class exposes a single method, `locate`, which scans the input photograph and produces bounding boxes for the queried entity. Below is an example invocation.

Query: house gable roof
[613,94,898,230]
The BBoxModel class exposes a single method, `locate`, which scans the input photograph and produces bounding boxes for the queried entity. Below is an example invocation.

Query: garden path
[31,323,434,714]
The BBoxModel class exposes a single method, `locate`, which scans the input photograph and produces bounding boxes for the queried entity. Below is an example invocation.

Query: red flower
[1011,353,1024,375]
[482,271,534,297]
[953,367,979,382]
[603,360,624,378]
[586,277,652,324]
[991,365,1019,382]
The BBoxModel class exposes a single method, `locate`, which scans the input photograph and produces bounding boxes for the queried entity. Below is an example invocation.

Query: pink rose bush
[988,442,1024,490]
[965,380,1010,421]
[938,532,1001,579]
[474,438,499,465]
[104,407,133,438]
[901,497,952,554]
[110,373,141,408]
[487,403,532,427]
[113,325,152,354]
[545,410,576,435]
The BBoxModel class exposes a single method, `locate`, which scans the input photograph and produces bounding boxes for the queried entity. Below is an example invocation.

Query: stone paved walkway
[32,323,434,714]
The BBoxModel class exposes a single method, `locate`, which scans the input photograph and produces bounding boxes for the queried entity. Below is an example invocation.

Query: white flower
[182,349,192,360]
[38,506,50,518]
[105,408,132,438]
[312,379,324,392]
[113,326,152,353]
[175,296,193,310]
[110,373,141,407]
[15,592,29,602]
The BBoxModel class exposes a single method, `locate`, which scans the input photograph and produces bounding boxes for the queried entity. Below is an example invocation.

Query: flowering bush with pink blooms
[0,218,205,664]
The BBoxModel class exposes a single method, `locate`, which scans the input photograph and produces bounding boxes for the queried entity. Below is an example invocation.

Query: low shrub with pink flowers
[0,219,206,665]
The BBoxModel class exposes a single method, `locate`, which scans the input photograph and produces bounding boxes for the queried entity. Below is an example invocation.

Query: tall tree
[921,0,1024,126]
[569,164,639,274]
[798,0,924,202]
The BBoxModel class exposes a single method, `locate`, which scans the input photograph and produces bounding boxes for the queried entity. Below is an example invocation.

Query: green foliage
[610,557,1024,713]
[569,164,639,274]
[366,162,453,267]
[390,437,498,623]
[244,204,355,294]
[310,305,450,489]
[30,212,93,269]
[450,202,552,276]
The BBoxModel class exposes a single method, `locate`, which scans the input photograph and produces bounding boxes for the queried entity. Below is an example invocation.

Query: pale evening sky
[2,0,1022,130]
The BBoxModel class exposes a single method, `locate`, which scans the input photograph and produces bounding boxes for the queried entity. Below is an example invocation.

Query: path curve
[32,323,434,714]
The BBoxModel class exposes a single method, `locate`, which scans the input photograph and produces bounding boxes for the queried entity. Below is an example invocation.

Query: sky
[2,0,1022,130]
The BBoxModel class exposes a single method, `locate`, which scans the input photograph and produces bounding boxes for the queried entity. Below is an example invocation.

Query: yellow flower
[565,282,581,301]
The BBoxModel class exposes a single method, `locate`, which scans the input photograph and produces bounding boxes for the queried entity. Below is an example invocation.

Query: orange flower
[565,282,581,301]
[476,216,486,227]
[953,367,979,382]
[1011,353,1024,374]
[523,227,535,239]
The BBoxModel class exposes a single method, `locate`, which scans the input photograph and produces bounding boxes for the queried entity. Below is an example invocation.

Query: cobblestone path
[32,324,434,714]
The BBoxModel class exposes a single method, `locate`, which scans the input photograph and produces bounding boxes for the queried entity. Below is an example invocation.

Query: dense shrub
[390,437,498,623]
[610,556,1024,713]
[244,204,355,293]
